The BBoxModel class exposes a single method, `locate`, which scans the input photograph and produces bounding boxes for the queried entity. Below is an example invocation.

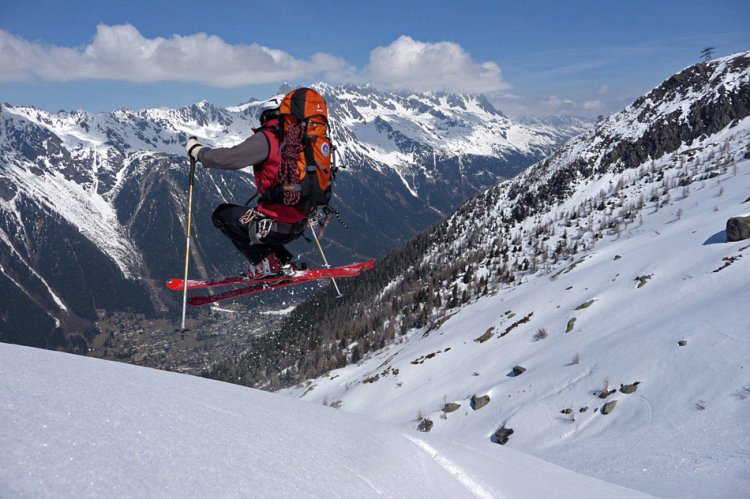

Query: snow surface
[282,122,750,498]
[0,343,650,498]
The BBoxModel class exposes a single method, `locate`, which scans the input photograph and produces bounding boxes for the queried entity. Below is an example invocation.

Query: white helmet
[259,94,284,123]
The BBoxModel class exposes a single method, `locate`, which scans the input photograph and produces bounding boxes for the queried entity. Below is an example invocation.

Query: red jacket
[197,118,306,223]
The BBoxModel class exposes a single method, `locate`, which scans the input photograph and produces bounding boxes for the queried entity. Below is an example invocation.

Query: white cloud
[361,36,509,93]
[538,96,576,111]
[490,93,613,118]
[597,84,609,95]
[582,99,605,111]
[0,24,350,86]
[0,28,507,95]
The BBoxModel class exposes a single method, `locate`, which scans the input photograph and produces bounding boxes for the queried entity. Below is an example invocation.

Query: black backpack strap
[244,191,259,207]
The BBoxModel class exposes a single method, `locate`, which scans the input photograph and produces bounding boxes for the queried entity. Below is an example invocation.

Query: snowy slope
[284,125,750,499]
[0,343,650,498]
[278,53,750,499]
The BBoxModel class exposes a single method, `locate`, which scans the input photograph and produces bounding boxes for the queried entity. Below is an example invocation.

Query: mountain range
[0,84,587,349]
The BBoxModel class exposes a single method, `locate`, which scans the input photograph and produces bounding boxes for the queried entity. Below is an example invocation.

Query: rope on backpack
[277,121,303,205]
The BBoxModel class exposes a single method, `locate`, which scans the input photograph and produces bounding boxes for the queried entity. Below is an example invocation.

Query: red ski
[167,259,375,306]
[166,259,375,291]
[166,273,275,290]
[187,277,312,307]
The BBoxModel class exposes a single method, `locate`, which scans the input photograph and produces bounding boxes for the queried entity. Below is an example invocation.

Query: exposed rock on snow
[726,215,750,241]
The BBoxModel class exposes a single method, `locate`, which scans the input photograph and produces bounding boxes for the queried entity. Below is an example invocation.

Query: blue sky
[1,0,748,117]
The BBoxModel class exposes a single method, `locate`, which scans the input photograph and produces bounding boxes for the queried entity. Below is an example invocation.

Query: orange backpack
[273,87,336,213]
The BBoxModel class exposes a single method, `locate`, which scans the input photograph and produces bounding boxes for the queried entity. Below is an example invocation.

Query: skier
[185,95,306,278]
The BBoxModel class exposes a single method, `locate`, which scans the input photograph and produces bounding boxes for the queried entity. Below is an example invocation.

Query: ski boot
[243,253,284,279]
[280,260,307,277]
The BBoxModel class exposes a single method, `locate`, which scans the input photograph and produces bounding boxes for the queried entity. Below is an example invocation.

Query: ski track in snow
[340,464,383,496]
[404,435,494,499]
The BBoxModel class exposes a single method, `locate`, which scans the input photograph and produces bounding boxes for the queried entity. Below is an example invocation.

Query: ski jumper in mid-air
[173,87,375,307]
[186,94,306,278]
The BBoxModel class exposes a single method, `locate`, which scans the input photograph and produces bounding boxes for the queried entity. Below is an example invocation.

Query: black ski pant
[211,203,305,265]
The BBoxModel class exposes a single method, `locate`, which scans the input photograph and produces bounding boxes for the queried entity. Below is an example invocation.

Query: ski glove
[186,137,204,161]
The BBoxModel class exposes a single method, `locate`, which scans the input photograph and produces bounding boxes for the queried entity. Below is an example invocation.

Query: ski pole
[308,218,343,298]
[179,149,198,331]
